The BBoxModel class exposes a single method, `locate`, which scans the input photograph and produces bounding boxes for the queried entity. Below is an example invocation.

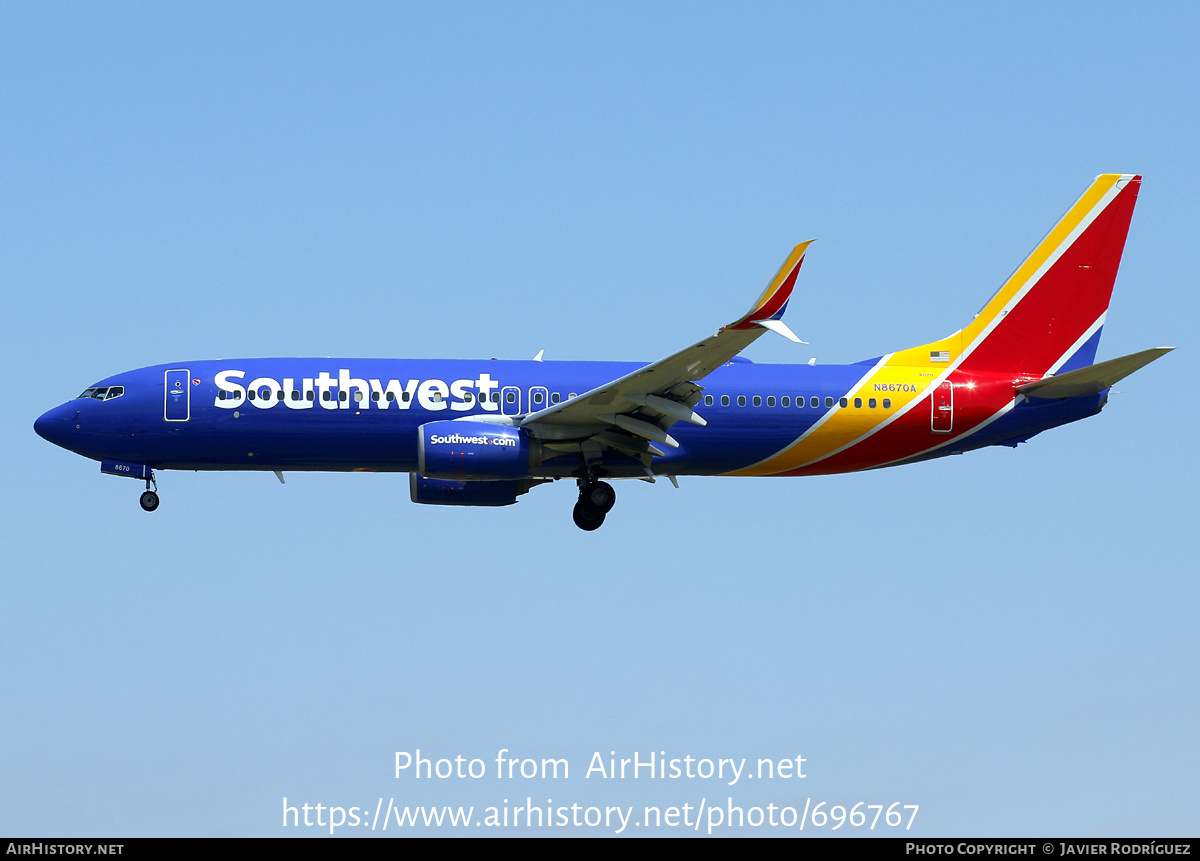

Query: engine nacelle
[409,474,523,507]
[418,420,532,480]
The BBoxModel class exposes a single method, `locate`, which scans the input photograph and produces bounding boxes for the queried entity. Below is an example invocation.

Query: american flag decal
[930,350,950,362]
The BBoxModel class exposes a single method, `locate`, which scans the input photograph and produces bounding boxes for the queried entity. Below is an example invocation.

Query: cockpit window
[77,386,124,401]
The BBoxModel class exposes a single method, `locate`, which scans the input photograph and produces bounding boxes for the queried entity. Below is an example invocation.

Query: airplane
[34,173,1171,530]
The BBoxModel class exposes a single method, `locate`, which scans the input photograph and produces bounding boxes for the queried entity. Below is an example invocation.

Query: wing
[520,241,813,459]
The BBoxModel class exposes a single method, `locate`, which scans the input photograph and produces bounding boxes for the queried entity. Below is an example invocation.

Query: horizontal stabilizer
[1018,347,1173,399]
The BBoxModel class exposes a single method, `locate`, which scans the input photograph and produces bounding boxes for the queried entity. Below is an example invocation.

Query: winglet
[728,240,814,331]
[756,318,807,344]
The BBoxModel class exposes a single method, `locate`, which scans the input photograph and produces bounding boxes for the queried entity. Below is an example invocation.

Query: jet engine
[417,420,534,481]
[410,474,542,507]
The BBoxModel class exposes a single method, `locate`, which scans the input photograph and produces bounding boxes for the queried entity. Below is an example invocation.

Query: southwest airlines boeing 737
[35,174,1171,529]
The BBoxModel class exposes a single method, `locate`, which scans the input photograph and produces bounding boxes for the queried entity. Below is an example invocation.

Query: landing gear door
[500,386,521,416]
[165,369,191,422]
[931,381,953,433]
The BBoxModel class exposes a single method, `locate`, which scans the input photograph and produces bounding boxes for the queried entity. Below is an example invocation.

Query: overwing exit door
[500,386,521,416]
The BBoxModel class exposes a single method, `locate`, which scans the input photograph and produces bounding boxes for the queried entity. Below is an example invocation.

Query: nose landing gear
[572,479,615,531]
[98,460,161,511]
[139,474,159,512]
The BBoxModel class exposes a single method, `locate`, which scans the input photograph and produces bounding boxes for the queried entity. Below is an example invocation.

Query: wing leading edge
[518,241,813,460]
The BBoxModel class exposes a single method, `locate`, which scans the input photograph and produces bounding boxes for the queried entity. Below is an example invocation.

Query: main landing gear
[139,474,159,512]
[572,479,616,531]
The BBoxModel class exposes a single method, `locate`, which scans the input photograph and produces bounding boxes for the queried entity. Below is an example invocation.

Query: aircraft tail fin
[895,174,1142,377]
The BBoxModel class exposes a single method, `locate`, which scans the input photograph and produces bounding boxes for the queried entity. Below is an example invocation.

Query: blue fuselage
[35,357,1102,479]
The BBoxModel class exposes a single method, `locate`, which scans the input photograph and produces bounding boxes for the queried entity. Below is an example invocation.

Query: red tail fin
[895,174,1141,376]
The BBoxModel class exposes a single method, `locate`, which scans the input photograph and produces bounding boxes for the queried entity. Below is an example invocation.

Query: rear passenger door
[931,381,953,433]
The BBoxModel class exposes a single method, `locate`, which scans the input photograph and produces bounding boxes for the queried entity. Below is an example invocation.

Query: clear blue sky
[2,2,1195,836]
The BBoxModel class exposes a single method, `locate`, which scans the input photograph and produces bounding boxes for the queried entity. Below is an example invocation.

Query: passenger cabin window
[704,395,713,406]
[308,391,316,401]
[883,398,892,409]
[823,397,833,407]
[853,397,862,408]
[781,396,790,407]
[767,396,776,407]
[506,391,516,403]
[752,395,762,407]
[720,395,730,406]
[839,397,848,408]
[532,392,544,405]
[551,393,560,404]
[868,398,877,409]
[737,395,747,407]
